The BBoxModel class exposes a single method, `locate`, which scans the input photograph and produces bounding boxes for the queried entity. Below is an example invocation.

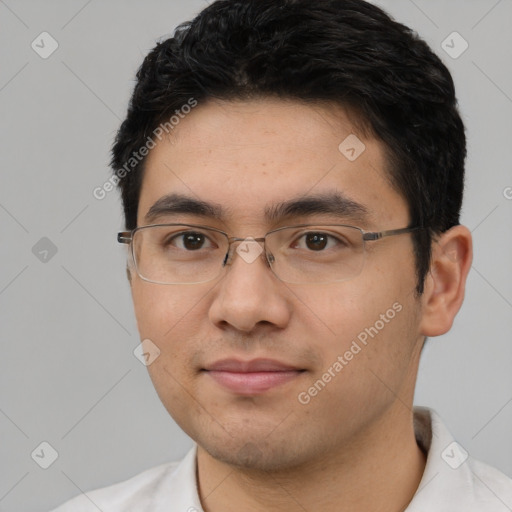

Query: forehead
[137,98,407,230]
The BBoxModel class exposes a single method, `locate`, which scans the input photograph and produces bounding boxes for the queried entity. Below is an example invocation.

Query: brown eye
[166,232,213,250]
[304,233,328,251]
[182,233,206,250]
[292,231,345,252]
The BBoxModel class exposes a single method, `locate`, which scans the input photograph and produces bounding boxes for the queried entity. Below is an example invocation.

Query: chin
[198,432,312,472]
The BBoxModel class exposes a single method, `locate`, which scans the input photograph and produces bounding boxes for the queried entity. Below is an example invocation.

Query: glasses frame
[117,223,421,285]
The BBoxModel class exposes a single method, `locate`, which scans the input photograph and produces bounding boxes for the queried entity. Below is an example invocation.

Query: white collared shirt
[51,407,512,511]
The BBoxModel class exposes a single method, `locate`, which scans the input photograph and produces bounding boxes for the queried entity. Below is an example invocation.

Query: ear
[419,225,473,337]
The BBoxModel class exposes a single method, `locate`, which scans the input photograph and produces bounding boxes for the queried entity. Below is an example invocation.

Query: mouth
[202,358,306,395]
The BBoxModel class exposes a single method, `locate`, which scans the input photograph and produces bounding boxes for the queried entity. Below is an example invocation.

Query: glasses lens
[267,225,365,284]
[130,224,365,285]
[133,225,228,284]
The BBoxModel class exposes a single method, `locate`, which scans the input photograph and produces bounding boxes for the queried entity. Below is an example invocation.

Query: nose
[208,238,292,333]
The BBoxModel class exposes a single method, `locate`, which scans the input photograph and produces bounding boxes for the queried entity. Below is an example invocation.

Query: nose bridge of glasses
[223,236,271,267]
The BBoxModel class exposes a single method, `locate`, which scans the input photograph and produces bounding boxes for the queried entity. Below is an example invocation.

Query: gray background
[0,0,511,510]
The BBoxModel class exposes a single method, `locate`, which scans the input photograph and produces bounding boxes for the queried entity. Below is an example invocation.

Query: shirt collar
[148,446,201,512]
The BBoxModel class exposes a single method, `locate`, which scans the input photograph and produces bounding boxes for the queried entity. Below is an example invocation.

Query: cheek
[131,280,205,339]
[130,280,213,380]
[300,281,387,347]
[131,282,207,425]
[300,290,420,413]
[303,269,419,372]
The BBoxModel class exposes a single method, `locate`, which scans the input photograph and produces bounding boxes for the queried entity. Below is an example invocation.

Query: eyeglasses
[117,223,419,285]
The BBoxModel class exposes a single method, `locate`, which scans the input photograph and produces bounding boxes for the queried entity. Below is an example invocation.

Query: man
[52,0,512,510]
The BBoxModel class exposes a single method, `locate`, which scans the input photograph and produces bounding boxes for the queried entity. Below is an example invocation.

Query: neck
[196,403,427,512]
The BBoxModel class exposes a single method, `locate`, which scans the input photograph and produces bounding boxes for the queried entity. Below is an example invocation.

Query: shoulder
[411,407,512,511]
[469,457,512,509]
[49,459,183,512]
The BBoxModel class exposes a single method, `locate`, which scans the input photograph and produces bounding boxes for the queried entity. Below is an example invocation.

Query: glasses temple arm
[117,232,132,244]
[363,226,422,241]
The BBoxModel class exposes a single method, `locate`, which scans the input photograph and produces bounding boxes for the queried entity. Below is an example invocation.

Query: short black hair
[111,0,466,295]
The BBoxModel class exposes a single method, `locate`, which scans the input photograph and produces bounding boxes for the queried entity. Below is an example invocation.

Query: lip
[205,358,300,372]
[203,358,304,395]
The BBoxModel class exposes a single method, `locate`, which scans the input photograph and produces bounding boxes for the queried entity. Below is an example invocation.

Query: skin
[129,98,472,512]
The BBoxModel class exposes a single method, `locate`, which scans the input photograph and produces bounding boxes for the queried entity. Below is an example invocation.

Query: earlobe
[419,225,473,337]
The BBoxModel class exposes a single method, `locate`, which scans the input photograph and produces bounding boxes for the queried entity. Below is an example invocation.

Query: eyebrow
[143,192,370,226]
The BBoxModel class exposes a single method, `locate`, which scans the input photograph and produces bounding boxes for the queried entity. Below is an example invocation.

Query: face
[130,98,425,471]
